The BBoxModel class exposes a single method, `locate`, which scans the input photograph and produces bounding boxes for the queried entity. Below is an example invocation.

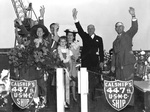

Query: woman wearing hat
[30,24,50,107]
[13,16,51,107]
[30,24,50,47]
[65,29,80,102]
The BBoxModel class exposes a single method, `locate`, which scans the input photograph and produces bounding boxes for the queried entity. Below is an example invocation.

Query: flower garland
[8,37,63,71]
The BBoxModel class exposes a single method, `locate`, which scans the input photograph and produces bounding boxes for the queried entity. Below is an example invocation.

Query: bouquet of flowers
[8,37,64,72]
[103,51,111,71]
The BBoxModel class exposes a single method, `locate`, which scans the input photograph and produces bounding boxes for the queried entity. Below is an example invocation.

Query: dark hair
[58,36,67,42]
[50,23,55,28]
[30,24,49,39]
[50,23,59,30]
[64,29,78,42]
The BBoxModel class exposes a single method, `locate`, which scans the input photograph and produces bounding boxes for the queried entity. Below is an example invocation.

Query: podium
[134,81,150,112]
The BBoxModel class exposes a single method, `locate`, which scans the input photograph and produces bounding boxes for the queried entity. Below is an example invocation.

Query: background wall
[0,0,150,51]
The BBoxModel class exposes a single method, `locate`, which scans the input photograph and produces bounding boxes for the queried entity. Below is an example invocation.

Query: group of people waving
[14,5,138,108]
[14,6,81,108]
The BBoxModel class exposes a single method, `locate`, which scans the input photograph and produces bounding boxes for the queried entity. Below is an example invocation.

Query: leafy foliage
[8,37,64,72]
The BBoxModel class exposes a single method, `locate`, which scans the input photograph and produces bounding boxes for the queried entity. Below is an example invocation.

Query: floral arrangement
[8,37,64,72]
[103,51,111,72]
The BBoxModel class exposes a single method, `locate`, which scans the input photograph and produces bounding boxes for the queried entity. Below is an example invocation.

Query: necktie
[51,40,55,49]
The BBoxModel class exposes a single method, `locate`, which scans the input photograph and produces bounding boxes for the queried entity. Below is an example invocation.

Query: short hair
[50,23,59,29]
[58,36,67,43]
[115,22,124,28]
[50,23,55,28]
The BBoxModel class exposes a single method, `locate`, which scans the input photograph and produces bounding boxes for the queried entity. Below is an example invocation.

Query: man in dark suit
[45,22,59,107]
[111,7,138,106]
[72,8,104,100]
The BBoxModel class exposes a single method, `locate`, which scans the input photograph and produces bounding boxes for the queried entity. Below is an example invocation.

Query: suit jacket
[75,22,104,69]
[39,19,59,51]
[112,20,138,81]
[112,20,138,68]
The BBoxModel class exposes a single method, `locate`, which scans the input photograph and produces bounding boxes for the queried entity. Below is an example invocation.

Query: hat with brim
[64,29,78,36]
[30,24,49,39]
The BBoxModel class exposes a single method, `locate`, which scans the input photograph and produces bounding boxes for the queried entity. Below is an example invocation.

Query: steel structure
[11,0,38,47]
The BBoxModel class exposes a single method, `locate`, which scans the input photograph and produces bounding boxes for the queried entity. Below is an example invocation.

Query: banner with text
[10,79,37,109]
[104,80,134,111]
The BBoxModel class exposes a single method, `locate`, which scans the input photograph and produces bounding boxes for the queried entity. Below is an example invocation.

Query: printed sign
[104,80,134,111]
[10,79,37,109]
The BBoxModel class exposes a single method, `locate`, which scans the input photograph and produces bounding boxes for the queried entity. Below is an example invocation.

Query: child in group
[57,36,73,108]
[58,36,73,70]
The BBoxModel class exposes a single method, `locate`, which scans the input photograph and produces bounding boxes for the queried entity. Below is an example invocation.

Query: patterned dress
[58,46,73,105]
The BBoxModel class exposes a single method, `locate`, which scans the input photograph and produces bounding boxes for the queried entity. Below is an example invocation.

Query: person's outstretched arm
[72,8,85,38]
[127,7,138,38]
[38,5,45,25]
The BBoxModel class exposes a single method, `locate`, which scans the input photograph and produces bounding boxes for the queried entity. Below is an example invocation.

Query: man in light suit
[72,8,104,101]
[111,7,138,106]
[111,7,138,81]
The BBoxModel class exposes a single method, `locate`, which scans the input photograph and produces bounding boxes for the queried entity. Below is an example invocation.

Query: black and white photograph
[0,0,150,112]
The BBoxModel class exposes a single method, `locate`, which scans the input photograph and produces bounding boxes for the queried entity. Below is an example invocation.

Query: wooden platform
[134,81,150,112]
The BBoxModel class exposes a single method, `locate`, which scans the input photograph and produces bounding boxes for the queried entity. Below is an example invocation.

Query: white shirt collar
[91,34,95,39]
[117,33,122,37]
